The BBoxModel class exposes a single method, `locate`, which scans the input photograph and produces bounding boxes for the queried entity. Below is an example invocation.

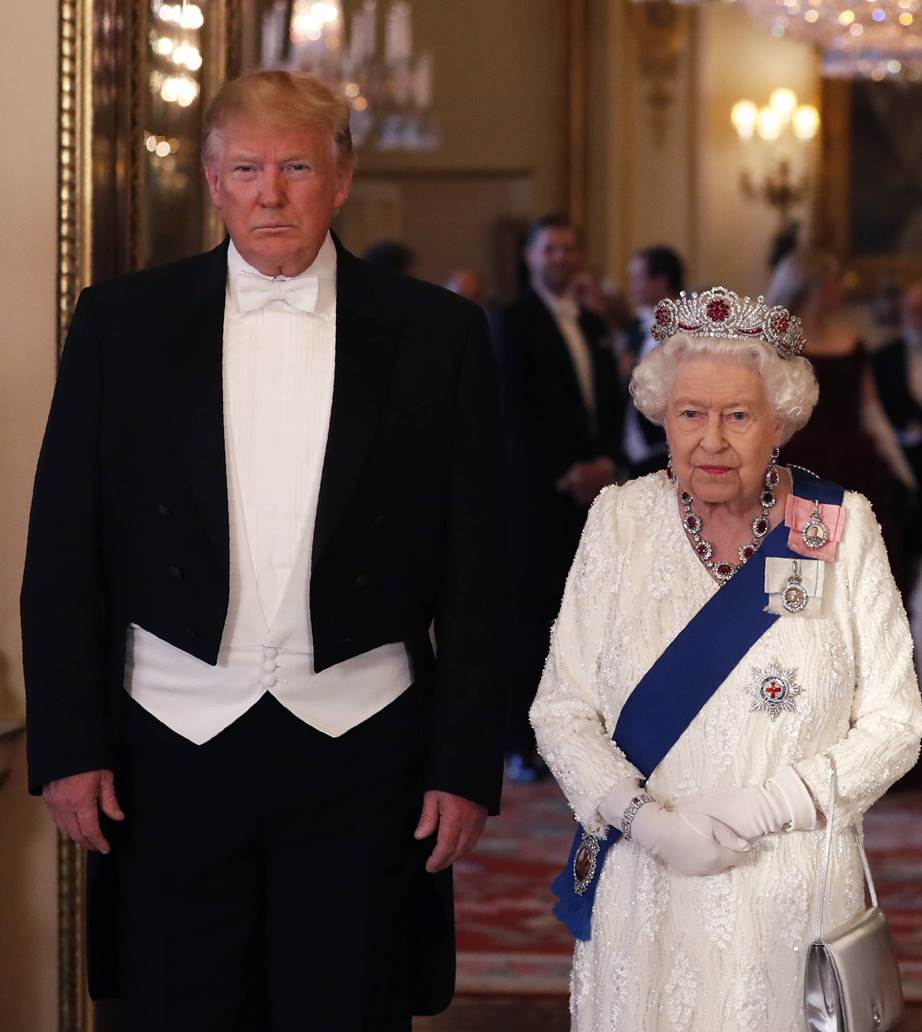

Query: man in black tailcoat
[21,71,504,1032]
[492,215,621,782]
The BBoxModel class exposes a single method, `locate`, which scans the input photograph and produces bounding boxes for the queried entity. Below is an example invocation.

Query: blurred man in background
[492,215,621,782]
[620,245,685,477]
[874,281,922,491]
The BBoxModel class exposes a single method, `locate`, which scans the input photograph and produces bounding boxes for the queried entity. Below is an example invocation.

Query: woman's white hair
[630,333,818,444]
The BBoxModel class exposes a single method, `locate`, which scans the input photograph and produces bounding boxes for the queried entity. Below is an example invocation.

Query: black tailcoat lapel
[167,241,231,576]
[312,239,404,568]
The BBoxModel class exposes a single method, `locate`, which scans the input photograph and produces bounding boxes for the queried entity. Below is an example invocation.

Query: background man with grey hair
[22,71,504,1031]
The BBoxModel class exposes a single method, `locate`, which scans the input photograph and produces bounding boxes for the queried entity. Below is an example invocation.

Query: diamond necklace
[671,459,779,584]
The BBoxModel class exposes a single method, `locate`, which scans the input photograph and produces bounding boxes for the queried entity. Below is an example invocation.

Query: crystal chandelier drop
[743,0,922,79]
[260,0,438,151]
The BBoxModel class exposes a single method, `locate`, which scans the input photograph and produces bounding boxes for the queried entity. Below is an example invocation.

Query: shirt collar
[227,231,337,318]
[534,283,579,322]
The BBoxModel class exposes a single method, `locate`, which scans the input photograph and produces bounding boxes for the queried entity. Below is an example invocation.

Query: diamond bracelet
[621,793,655,841]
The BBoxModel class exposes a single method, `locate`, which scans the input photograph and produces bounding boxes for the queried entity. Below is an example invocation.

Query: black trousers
[112,689,428,1032]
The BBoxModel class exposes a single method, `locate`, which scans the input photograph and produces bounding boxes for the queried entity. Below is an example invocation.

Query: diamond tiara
[650,286,806,360]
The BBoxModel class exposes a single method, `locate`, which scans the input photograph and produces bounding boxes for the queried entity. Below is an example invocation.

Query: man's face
[628,255,668,309]
[524,227,581,295]
[204,117,353,277]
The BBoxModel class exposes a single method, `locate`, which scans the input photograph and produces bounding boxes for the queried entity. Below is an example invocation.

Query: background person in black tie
[492,215,622,783]
[619,245,685,478]
[873,282,922,497]
[21,71,505,1032]
[873,282,922,646]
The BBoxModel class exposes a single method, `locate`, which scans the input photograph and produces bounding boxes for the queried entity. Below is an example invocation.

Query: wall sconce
[730,88,820,228]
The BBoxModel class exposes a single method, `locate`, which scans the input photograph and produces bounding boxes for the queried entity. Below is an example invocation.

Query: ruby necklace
[669,457,780,584]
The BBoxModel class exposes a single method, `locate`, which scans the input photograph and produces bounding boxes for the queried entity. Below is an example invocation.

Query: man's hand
[560,457,615,507]
[42,769,125,854]
[413,790,487,874]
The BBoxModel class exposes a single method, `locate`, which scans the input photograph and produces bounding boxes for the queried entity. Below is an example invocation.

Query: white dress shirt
[125,233,412,743]
[534,284,596,419]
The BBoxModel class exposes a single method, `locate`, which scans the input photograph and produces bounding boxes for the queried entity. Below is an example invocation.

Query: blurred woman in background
[767,248,916,593]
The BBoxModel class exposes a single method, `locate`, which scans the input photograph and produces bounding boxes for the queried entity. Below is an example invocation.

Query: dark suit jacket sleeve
[493,309,573,488]
[21,288,113,794]
[427,306,506,814]
[494,305,618,489]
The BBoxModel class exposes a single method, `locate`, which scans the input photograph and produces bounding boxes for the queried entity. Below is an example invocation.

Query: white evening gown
[530,472,922,1032]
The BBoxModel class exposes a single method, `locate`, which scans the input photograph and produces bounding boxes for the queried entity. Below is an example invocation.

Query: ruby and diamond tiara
[651,287,806,360]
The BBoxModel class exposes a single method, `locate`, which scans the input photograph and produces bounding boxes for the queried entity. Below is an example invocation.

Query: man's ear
[333,162,354,212]
[203,163,223,210]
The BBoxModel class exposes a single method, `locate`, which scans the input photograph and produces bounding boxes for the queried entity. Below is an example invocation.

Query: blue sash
[551,469,844,941]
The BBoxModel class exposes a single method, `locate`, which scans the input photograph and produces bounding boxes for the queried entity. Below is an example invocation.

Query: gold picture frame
[56,3,235,1027]
[818,77,922,295]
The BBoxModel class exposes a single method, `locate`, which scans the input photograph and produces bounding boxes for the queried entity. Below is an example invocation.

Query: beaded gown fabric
[530,472,922,1032]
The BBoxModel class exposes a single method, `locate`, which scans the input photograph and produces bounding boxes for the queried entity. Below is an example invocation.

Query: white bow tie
[235,270,320,315]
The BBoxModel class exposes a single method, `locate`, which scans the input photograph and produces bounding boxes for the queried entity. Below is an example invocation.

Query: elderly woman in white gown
[530,287,922,1031]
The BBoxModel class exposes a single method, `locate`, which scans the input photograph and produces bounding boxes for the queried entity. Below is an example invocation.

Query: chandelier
[260,0,438,151]
[743,0,922,79]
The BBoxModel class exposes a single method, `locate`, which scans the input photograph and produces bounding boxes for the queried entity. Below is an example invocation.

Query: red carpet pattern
[455,780,922,1000]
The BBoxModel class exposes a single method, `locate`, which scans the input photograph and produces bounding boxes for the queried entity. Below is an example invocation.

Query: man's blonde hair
[202,70,354,168]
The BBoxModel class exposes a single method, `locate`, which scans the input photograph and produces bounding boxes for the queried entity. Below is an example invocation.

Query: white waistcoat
[125,235,412,744]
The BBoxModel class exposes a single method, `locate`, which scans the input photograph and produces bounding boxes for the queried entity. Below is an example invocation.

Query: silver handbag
[803,763,904,1032]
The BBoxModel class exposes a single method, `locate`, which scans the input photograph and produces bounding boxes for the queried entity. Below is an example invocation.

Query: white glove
[675,764,818,840]
[598,779,751,877]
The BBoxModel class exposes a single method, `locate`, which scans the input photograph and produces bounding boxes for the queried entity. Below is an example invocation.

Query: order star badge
[745,661,803,720]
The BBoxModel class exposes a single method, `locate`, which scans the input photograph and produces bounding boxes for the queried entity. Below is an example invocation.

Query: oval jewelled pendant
[802,501,830,550]
[782,562,809,613]
[573,832,600,895]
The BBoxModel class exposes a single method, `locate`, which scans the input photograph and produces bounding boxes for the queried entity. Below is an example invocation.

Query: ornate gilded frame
[818,78,922,294]
[56,3,235,1028]
[55,3,583,1028]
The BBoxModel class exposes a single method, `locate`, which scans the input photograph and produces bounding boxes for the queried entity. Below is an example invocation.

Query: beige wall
[587,0,818,297]
[0,4,60,1031]
[359,0,565,207]
[696,2,819,295]
[587,0,700,285]
[344,0,565,290]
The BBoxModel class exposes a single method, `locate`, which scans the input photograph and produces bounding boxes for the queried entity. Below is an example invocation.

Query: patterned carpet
[454,779,922,1001]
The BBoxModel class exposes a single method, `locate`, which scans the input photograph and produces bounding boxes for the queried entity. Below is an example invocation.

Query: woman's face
[665,355,781,508]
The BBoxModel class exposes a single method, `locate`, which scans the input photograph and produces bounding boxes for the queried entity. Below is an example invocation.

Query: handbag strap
[812,758,879,942]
